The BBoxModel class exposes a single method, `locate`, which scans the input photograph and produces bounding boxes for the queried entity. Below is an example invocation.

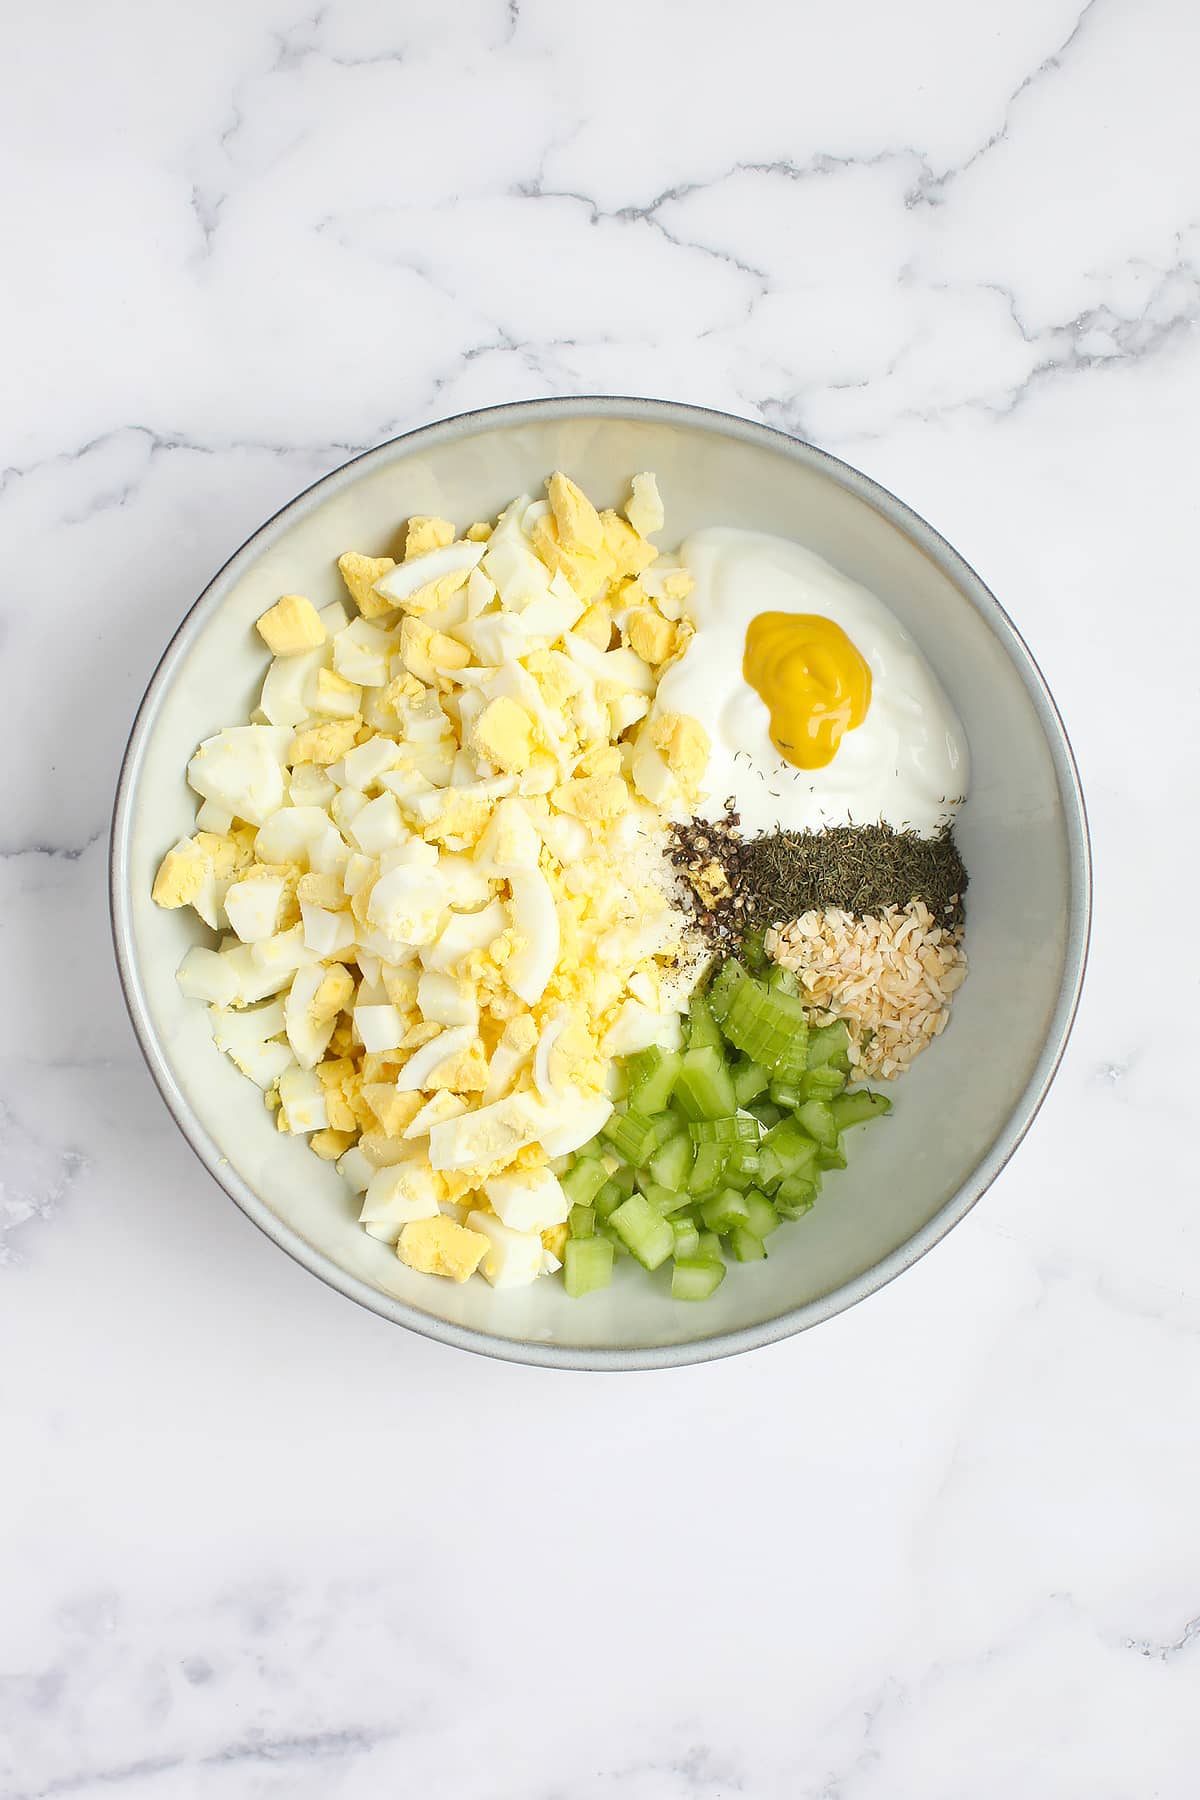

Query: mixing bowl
[111,398,1090,1368]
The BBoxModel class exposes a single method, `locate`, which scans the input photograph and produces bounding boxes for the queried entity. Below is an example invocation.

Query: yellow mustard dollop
[743,612,872,770]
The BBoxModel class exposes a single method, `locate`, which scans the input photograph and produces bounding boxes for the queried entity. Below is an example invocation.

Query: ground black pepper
[668,805,967,948]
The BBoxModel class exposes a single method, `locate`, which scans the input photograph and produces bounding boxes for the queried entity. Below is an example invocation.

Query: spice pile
[669,810,966,943]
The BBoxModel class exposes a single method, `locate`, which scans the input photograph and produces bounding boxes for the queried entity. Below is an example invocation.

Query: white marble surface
[3,0,1198,1792]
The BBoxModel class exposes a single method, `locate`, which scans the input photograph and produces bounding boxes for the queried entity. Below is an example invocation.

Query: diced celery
[774,1174,819,1219]
[732,1060,770,1106]
[611,1165,637,1197]
[730,1225,767,1262]
[685,992,723,1050]
[706,958,747,1023]
[817,1142,847,1170]
[561,1157,609,1208]
[647,1132,694,1190]
[768,1078,804,1109]
[568,1202,596,1238]
[627,1045,683,1115]
[700,1188,751,1234]
[696,1231,723,1261]
[743,1189,781,1238]
[597,1219,629,1254]
[602,1108,660,1165]
[806,1019,852,1072]
[771,1026,811,1085]
[720,976,809,1073]
[641,1180,695,1217]
[688,1115,759,1147]
[767,964,799,997]
[670,1216,701,1260]
[758,1118,819,1187]
[747,1099,784,1128]
[742,932,769,974]
[648,1112,685,1152]
[672,1258,726,1300]
[689,1141,732,1194]
[673,1047,738,1121]
[799,1066,847,1101]
[564,1235,614,1297]
[610,1194,675,1270]
[830,1089,893,1129]
[796,1099,838,1149]
[593,1178,625,1220]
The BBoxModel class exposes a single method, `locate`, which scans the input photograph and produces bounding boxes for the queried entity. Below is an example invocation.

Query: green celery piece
[686,991,724,1050]
[611,1164,637,1197]
[563,1235,614,1297]
[758,1118,819,1187]
[799,1066,847,1101]
[768,1078,804,1109]
[700,1187,752,1234]
[720,977,809,1073]
[796,1099,838,1149]
[648,1112,685,1151]
[672,1258,727,1300]
[747,1099,784,1128]
[730,1225,767,1262]
[593,1178,626,1220]
[817,1142,848,1170]
[641,1180,695,1217]
[670,1216,701,1259]
[742,932,770,974]
[706,958,747,1023]
[771,1025,811,1085]
[602,1108,659,1166]
[806,1019,852,1072]
[696,1230,723,1261]
[610,1194,675,1270]
[627,1046,683,1115]
[689,1140,732,1194]
[688,1115,759,1146]
[830,1090,893,1129]
[561,1157,609,1208]
[597,1219,630,1254]
[647,1132,693,1191]
[774,1174,819,1219]
[767,964,799,997]
[742,1189,780,1238]
[673,1046,738,1121]
[568,1202,596,1238]
[732,1059,770,1106]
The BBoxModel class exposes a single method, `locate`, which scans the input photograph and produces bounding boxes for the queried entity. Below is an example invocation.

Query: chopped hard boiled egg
[153,470,710,1289]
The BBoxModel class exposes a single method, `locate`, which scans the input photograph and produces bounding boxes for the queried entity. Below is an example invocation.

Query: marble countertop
[3,0,1198,1793]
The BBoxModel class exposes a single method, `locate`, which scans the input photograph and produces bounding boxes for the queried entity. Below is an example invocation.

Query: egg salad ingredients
[767,900,967,1081]
[153,471,712,1289]
[558,955,891,1299]
[743,611,872,769]
[653,527,968,836]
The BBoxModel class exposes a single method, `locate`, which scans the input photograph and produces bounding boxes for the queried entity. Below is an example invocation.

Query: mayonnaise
[655,528,969,837]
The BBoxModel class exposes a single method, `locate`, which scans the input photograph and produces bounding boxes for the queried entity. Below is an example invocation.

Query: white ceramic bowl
[111,399,1090,1369]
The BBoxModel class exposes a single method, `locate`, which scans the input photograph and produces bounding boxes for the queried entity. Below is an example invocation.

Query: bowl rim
[110,395,1092,1371]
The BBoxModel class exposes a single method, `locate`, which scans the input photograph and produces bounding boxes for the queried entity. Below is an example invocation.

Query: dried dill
[668,807,967,947]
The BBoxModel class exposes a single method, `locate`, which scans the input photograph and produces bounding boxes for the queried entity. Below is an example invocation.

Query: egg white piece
[656,528,970,837]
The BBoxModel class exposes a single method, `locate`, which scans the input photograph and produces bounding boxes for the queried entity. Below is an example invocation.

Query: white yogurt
[656,527,969,837]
